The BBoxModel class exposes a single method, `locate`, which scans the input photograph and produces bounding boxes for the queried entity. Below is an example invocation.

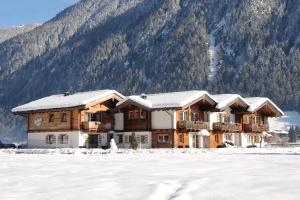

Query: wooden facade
[117,105,152,132]
[27,95,121,133]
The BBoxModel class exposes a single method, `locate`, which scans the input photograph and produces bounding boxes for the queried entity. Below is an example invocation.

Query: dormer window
[61,113,67,122]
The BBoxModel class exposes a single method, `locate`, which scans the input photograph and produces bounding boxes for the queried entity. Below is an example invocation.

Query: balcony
[213,122,242,132]
[243,123,268,133]
[177,121,210,131]
[82,121,112,132]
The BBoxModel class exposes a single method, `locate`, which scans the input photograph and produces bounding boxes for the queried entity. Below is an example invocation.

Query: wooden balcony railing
[177,121,210,131]
[82,121,112,132]
[243,123,268,133]
[213,122,242,132]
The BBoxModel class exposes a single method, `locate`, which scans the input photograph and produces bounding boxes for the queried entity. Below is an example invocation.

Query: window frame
[191,113,200,122]
[58,134,69,144]
[46,135,56,144]
[178,133,184,143]
[118,134,123,144]
[141,135,148,144]
[48,113,55,123]
[61,113,67,122]
[179,111,189,121]
[158,134,171,144]
[215,134,219,143]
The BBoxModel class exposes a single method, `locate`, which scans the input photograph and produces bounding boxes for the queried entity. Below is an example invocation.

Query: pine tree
[295,126,300,142]
[288,126,297,143]
[130,133,139,150]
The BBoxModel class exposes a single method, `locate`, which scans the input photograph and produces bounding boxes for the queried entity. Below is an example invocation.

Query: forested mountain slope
[0,0,299,141]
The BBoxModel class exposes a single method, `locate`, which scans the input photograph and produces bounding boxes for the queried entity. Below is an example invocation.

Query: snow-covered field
[1,148,300,200]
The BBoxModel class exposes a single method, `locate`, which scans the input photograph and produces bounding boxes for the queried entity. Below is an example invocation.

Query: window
[140,110,146,119]
[179,111,189,121]
[98,135,103,146]
[58,134,69,144]
[48,113,55,123]
[245,116,251,124]
[128,109,145,120]
[247,135,258,144]
[129,111,135,120]
[136,135,141,143]
[179,133,184,143]
[158,134,170,143]
[95,112,103,122]
[85,112,102,122]
[124,135,129,143]
[225,134,232,141]
[254,116,260,125]
[218,113,230,123]
[134,110,139,119]
[118,134,123,144]
[215,134,219,143]
[61,113,67,122]
[141,135,148,144]
[192,113,200,121]
[46,135,56,144]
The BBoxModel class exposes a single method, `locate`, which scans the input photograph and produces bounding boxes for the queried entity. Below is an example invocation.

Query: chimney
[140,93,147,99]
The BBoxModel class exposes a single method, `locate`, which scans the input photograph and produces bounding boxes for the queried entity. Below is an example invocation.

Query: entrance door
[196,135,200,148]
[88,135,99,148]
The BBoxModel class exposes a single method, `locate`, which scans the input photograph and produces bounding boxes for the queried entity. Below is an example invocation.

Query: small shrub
[246,144,257,148]
[130,133,139,150]
[217,143,227,148]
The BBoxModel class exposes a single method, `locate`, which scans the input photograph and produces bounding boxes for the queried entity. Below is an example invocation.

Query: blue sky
[0,0,79,28]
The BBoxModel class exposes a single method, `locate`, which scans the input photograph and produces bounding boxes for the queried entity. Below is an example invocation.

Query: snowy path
[1,149,300,200]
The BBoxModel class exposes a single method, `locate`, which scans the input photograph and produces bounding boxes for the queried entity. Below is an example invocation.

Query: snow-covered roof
[212,94,249,110]
[12,90,124,113]
[245,97,284,116]
[116,90,217,109]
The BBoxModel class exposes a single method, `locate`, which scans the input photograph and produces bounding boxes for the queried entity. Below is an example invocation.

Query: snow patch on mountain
[208,19,225,81]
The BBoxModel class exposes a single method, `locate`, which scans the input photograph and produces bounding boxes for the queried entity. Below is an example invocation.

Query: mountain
[0,24,40,43]
[0,0,299,142]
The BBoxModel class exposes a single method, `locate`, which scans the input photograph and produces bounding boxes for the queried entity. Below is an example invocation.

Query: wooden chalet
[12,90,124,148]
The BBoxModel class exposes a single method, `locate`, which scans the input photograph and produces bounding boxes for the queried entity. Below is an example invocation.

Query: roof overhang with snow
[12,90,125,114]
[245,97,284,117]
[115,91,217,111]
[212,94,249,111]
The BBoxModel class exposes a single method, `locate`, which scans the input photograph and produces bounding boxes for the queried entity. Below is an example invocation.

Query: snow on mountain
[0,24,40,43]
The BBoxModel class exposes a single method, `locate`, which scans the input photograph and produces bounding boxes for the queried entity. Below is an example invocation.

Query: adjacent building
[113,91,217,148]
[12,89,284,149]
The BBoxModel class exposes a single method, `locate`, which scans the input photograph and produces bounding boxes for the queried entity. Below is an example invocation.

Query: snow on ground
[269,111,300,133]
[1,148,300,200]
